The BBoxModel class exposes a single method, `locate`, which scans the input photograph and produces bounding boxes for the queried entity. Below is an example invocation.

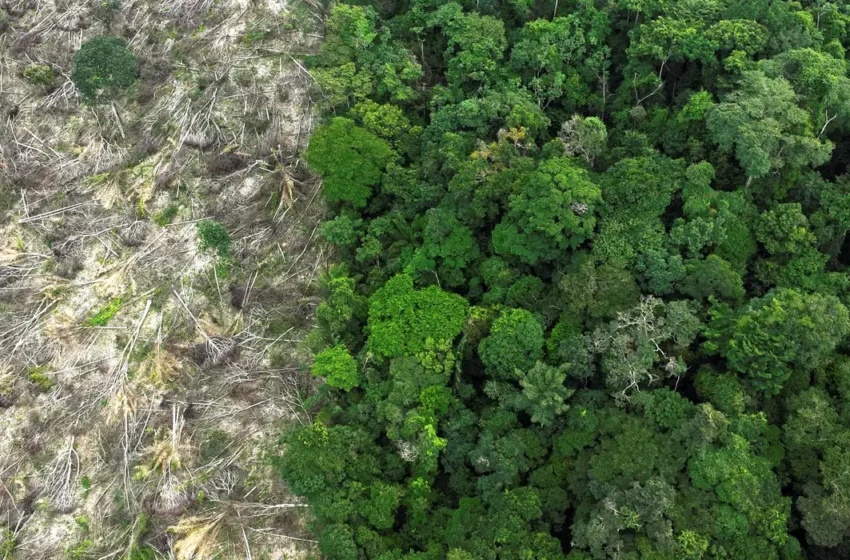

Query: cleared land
[0,0,326,557]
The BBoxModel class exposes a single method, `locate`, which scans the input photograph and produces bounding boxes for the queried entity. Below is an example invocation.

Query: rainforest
[280,1,850,559]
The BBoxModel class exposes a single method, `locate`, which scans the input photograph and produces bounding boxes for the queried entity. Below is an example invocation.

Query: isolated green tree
[72,36,137,104]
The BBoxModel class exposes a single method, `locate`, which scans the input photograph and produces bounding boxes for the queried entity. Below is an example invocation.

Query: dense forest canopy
[279,0,850,558]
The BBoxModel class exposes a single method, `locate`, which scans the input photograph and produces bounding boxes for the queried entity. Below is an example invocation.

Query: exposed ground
[0,0,327,557]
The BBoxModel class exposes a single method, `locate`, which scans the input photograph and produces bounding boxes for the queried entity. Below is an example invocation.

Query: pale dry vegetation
[0,0,329,557]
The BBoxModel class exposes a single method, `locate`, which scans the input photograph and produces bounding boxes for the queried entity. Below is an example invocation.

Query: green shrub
[127,513,153,560]
[242,30,268,46]
[0,528,14,557]
[65,539,93,559]
[153,204,178,226]
[200,429,231,462]
[74,516,89,533]
[72,36,137,104]
[23,64,55,86]
[197,220,231,258]
[86,297,122,327]
[27,365,55,391]
[128,546,156,560]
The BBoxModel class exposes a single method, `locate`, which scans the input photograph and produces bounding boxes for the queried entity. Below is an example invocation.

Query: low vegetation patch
[196,220,231,259]
[85,297,122,327]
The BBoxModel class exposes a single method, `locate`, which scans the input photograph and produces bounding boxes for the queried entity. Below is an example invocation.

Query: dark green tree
[492,157,601,265]
[705,289,850,395]
[72,36,137,104]
[479,308,544,380]
[680,255,745,302]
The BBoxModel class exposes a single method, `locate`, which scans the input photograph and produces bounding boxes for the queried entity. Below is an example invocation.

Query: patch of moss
[85,297,122,327]
[196,220,231,259]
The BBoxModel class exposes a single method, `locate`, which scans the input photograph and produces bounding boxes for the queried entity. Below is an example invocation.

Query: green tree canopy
[706,289,850,395]
[706,70,832,180]
[313,345,360,391]
[282,0,850,556]
[306,117,395,207]
[492,157,601,265]
[72,36,137,104]
[479,308,544,380]
[367,274,468,359]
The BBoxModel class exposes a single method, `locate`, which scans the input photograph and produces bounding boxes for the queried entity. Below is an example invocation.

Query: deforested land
[0,1,327,558]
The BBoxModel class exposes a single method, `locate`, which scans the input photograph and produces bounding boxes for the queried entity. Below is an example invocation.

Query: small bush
[0,527,15,557]
[27,365,55,391]
[74,516,90,533]
[23,63,55,86]
[153,204,178,226]
[86,298,122,327]
[128,546,156,560]
[197,220,231,258]
[242,30,268,47]
[65,539,93,559]
[127,514,154,560]
[200,429,231,462]
[72,36,138,104]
